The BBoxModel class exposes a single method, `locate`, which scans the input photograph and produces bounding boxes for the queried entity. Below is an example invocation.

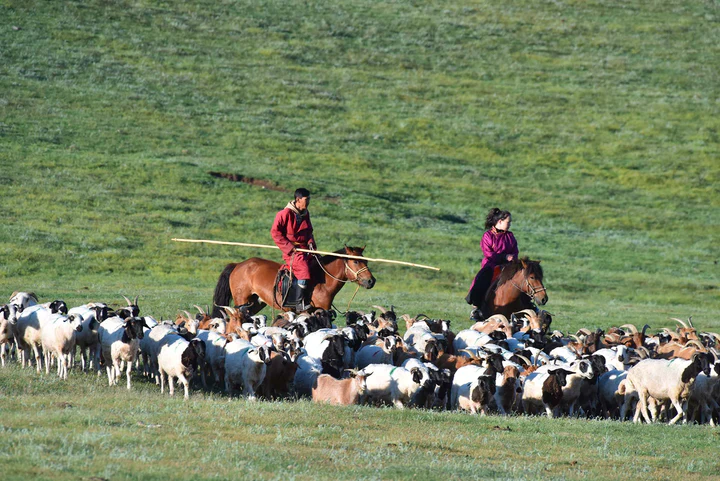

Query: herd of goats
[2,291,719,426]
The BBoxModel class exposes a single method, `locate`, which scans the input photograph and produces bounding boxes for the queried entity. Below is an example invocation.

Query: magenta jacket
[480,229,518,270]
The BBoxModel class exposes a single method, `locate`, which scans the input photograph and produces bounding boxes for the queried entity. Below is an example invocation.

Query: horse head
[343,245,376,289]
[519,258,547,306]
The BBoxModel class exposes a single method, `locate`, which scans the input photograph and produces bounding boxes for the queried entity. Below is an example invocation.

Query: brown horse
[211,246,376,316]
[480,258,547,319]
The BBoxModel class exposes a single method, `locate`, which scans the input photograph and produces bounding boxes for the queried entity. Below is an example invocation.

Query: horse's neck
[318,259,347,295]
[487,272,529,310]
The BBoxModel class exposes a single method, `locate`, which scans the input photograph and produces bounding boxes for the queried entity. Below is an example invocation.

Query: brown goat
[312,373,369,405]
[432,353,482,376]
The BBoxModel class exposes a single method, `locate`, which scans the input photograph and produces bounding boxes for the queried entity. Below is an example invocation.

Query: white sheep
[156,334,205,398]
[355,336,399,369]
[67,303,111,372]
[224,338,271,400]
[625,353,712,424]
[361,363,429,409]
[293,353,323,397]
[195,329,229,388]
[452,329,493,351]
[593,346,629,372]
[9,291,38,311]
[97,316,148,389]
[13,304,56,371]
[0,304,19,367]
[41,314,83,379]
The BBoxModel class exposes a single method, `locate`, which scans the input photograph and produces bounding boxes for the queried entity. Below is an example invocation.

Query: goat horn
[183,310,193,320]
[569,334,581,342]
[515,355,532,366]
[641,324,650,336]
[216,305,237,315]
[458,349,478,359]
[372,305,387,314]
[133,295,139,305]
[684,340,705,350]
[576,328,592,336]
[687,316,694,328]
[193,305,206,315]
[514,309,538,319]
[620,324,638,334]
[122,295,132,306]
[671,318,688,328]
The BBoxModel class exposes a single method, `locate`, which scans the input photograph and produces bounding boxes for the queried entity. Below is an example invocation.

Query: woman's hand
[506,254,515,262]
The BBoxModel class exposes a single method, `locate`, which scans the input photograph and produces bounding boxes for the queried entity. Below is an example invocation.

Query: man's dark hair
[295,188,311,199]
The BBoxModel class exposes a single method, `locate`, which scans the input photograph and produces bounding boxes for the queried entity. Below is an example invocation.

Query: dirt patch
[209,172,287,192]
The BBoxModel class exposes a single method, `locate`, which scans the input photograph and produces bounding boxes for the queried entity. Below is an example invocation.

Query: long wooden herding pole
[171,238,440,271]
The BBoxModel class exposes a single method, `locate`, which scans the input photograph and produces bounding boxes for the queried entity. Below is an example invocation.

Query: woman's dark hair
[485,208,511,230]
[294,188,311,199]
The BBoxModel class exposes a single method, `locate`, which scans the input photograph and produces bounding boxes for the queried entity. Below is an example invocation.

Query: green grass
[1,0,719,478]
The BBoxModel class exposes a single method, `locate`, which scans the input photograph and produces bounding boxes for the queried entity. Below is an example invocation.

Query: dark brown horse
[480,258,547,319]
[211,246,376,316]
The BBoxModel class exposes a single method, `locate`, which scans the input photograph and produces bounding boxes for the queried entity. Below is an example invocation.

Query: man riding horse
[270,187,316,311]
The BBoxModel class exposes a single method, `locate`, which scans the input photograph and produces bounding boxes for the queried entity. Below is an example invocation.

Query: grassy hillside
[1,0,719,478]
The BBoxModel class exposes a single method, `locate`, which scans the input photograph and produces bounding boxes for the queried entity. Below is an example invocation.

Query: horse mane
[496,257,543,286]
[320,246,365,265]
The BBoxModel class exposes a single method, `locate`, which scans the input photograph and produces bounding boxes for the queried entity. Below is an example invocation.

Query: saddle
[274,266,313,310]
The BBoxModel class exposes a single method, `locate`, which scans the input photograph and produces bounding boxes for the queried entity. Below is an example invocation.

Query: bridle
[313,253,371,315]
[313,254,369,284]
[511,275,547,299]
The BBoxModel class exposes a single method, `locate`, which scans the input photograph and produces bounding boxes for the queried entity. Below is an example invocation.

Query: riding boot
[295,284,313,312]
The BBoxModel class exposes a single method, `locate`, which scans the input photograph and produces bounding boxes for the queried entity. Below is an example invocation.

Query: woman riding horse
[466,208,519,320]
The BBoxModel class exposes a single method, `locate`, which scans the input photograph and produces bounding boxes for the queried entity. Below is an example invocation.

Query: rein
[313,253,368,315]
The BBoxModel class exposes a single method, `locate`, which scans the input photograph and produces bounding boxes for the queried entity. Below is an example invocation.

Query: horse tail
[212,263,237,317]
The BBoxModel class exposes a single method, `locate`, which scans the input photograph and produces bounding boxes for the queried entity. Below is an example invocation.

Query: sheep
[156,335,206,398]
[293,353,324,397]
[452,329,496,351]
[598,370,631,419]
[97,316,148,389]
[13,304,57,371]
[592,346,629,372]
[9,291,38,311]
[223,339,271,400]
[140,322,176,383]
[312,371,371,405]
[355,335,400,369]
[361,363,430,409]
[67,303,112,372]
[41,314,83,379]
[195,328,229,387]
[301,330,348,377]
[522,360,595,417]
[688,360,720,425]
[626,352,712,424]
[450,354,504,414]
[0,304,19,367]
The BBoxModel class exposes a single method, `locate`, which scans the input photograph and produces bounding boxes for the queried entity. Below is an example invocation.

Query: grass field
[1,0,719,479]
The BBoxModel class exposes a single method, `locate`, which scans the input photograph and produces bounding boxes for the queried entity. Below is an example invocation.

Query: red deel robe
[270,202,315,280]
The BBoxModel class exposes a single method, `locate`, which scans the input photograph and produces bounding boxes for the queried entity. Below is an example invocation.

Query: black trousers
[465,265,494,307]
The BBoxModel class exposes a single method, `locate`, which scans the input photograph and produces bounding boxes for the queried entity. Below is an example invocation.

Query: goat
[312,371,371,405]
[9,291,38,312]
[522,360,595,417]
[257,350,300,400]
[626,353,712,424]
[355,335,399,370]
[41,314,83,379]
